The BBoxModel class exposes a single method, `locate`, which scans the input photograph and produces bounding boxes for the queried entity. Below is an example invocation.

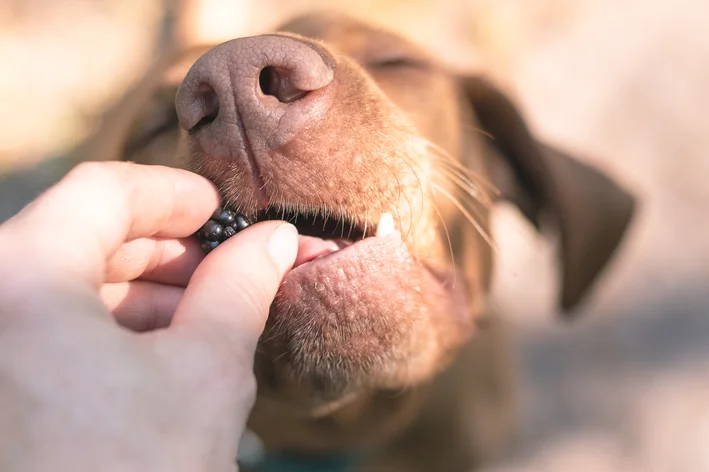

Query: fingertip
[206,220,298,280]
[267,222,299,276]
[170,220,298,347]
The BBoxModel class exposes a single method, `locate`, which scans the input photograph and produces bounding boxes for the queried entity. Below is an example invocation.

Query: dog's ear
[460,75,636,316]
[0,50,191,223]
[75,45,214,168]
[117,83,182,166]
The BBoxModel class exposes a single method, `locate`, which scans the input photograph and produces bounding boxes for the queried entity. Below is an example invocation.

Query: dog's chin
[252,222,472,412]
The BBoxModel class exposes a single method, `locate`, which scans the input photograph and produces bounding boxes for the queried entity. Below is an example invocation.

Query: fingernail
[268,223,298,273]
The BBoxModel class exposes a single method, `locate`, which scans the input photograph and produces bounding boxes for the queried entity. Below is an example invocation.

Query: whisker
[394,152,436,245]
[433,165,493,209]
[346,219,355,240]
[402,149,427,238]
[392,205,403,236]
[430,191,457,289]
[432,183,498,253]
[375,130,430,243]
[378,155,413,242]
[420,138,501,196]
[460,121,496,140]
[272,350,290,364]
[431,169,492,232]
[436,156,499,198]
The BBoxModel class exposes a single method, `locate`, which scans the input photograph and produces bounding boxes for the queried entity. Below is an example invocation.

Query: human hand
[0,162,297,472]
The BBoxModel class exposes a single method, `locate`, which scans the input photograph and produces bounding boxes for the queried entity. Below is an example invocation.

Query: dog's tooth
[376,212,396,238]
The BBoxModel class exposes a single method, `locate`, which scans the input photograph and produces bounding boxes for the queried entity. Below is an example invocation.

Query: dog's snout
[175,35,334,146]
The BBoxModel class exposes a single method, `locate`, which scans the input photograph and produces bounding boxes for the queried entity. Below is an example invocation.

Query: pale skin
[0,161,298,472]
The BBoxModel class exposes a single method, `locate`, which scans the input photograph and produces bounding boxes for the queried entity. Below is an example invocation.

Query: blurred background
[2,0,708,470]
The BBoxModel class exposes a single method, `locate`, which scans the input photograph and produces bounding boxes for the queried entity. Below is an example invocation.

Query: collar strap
[256,451,361,472]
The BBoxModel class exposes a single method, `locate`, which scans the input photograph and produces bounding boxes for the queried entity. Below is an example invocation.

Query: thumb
[170,220,298,353]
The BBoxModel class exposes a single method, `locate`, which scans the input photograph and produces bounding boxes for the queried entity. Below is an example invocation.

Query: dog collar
[256,451,358,472]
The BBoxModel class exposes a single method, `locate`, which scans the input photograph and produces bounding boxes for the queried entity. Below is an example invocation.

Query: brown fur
[88,12,635,471]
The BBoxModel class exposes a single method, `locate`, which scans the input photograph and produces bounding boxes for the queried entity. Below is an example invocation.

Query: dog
[72,11,636,471]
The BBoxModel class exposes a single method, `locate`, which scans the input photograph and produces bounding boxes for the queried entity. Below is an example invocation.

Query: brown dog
[78,12,635,471]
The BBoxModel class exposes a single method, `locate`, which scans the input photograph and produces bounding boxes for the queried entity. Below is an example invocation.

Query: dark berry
[200,240,219,253]
[234,215,250,231]
[195,207,254,254]
[201,220,223,241]
[222,226,237,239]
[213,208,235,226]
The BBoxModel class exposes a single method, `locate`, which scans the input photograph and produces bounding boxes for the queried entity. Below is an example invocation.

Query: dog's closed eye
[369,55,426,69]
[366,45,430,71]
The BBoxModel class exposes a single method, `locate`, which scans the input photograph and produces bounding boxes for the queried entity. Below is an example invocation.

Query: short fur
[82,12,635,471]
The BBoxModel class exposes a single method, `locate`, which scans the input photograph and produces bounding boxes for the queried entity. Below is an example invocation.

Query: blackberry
[195,207,254,254]
[234,215,250,231]
[200,240,219,254]
[213,208,235,226]
[201,220,223,241]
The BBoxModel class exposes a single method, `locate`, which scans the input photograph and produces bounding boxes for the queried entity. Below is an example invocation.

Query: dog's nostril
[258,66,309,104]
[190,83,219,131]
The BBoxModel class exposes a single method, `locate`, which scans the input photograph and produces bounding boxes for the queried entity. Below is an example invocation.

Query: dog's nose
[175,34,334,153]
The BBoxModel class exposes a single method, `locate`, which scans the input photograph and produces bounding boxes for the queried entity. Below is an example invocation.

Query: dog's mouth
[253,207,397,269]
[254,199,466,406]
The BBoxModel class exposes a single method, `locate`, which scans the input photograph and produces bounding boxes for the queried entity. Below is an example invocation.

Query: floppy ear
[461,76,636,316]
[76,44,214,168]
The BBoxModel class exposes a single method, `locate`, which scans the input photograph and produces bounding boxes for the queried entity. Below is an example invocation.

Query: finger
[104,236,204,285]
[100,281,184,332]
[4,161,219,287]
[170,221,298,354]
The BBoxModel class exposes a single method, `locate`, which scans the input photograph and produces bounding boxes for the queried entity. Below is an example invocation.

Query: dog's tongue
[292,213,397,268]
[294,236,352,268]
